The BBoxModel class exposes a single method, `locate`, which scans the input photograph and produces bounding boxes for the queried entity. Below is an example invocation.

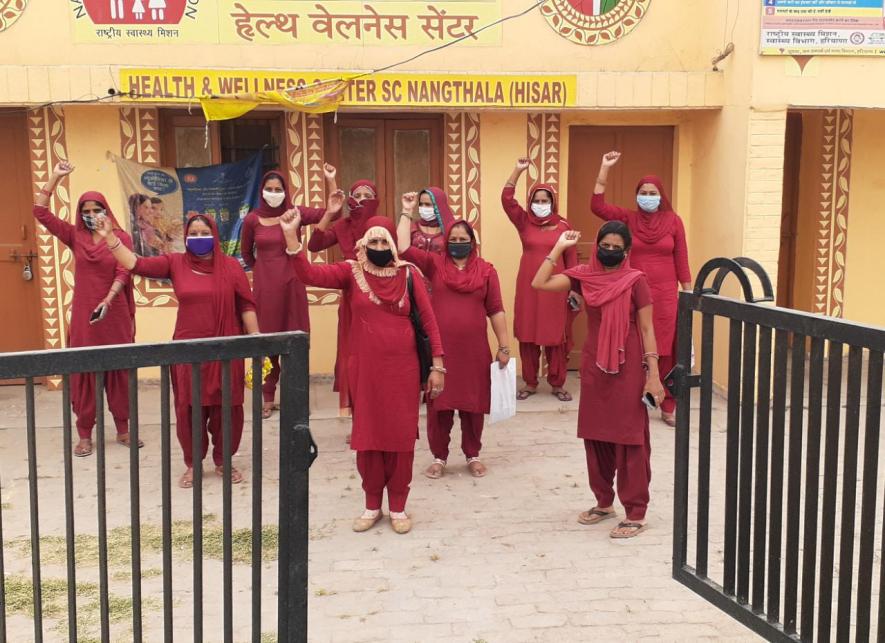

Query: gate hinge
[663,365,700,397]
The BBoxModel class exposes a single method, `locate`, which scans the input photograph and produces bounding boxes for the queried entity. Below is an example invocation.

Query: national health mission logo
[541,0,650,46]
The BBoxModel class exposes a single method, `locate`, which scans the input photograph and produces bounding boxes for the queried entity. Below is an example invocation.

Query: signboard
[761,0,885,56]
[120,69,577,108]
[70,0,501,45]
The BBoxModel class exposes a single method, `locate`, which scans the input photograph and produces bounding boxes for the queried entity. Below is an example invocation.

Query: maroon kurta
[240,207,324,333]
[500,185,577,346]
[290,252,444,451]
[590,193,690,357]
[572,275,653,445]
[403,247,503,414]
[410,222,445,254]
[132,253,256,406]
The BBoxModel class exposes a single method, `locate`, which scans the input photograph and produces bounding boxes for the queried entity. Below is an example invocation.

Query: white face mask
[262,190,286,208]
[418,205,437,222]
[531,203,552,218]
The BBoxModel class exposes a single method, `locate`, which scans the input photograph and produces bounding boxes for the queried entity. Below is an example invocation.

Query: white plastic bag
[488,358,517,425]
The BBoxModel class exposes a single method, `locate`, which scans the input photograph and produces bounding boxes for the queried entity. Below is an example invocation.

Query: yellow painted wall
[843,110,885,328]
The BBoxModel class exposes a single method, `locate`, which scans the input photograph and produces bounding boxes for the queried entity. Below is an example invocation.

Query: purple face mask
[186,236,214,256]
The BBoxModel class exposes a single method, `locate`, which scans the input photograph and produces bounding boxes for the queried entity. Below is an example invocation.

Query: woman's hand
[496,349,510,369]
[601,151,621,168]
[426,371,444,400]
[644,377,666,409]
[89,300,110,325]
[322,163,337,181]
[401,191,417,215]
[94,214,113,240]
[53,161,74,177]
[280,209,302,239]
[327,189,345,215]
[555,230,581,250]
[515,157,530,172]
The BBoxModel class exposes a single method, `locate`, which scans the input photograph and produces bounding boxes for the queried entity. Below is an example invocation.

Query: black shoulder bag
[406,268,433,385]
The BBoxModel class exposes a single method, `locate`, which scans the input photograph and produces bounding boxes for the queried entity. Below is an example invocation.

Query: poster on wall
[69,0,501,45]
[115,154,262,261]
[760,0,885,56]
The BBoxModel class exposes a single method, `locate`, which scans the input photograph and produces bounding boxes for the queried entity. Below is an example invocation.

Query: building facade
[2,0,884,386]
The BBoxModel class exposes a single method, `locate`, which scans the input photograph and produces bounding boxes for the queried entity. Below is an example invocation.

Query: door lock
[9,250,38,281]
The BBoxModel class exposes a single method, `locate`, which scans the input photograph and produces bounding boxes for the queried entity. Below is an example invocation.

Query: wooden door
[0,111,45,365]
[326,114,443,220]
[566,125,675,368]
[777,112,802,309]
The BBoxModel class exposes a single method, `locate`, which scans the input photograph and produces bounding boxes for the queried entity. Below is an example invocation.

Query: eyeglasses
[598,242,624,251]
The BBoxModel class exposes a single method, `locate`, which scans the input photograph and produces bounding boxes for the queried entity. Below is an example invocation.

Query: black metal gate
[671,257,885,642]
[0,332,315,643]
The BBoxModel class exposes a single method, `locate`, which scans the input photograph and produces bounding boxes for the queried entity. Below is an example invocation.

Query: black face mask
[597,247,626,267]
[448,242,472,259]
[366,247,394,267]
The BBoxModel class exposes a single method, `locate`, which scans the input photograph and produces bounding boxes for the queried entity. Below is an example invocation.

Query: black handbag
[406,269,433,385]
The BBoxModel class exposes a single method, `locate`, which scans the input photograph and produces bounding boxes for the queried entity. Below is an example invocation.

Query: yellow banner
[70,0,501,45]
[121,69,577,109]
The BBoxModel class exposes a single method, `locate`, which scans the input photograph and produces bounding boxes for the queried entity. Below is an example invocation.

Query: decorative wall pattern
[29,107,72,388]
[119,106,177,307]
[0,0,27,33]
[285,112,339,305]
[526,113,561,199]
[815,109,853,318]
[444,112,481,240]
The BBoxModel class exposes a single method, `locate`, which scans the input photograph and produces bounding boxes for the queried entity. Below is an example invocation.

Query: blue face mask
[636,194,661,213]
[186,236,214,256]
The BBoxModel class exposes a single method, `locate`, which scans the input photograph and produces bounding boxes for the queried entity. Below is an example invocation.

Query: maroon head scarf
[184,213,243,335]
[345,179,380,242]
[632,175,678,244]
[564,226,643,375]
[441,220,493,294]
[253,171,290,218]
[526,183,562,227]
[419,187,456,230]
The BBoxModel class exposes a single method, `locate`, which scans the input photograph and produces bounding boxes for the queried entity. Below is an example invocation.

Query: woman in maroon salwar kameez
[407,187,456,254]
[284,211,445,535]
[591,151,691,426]
[501,158,578,402]
[308,179,381,416]
[240,167,336,418]
[396,204,511,478]
[34,161,138,457]
[100,213,259,489]
[533,221,665,539]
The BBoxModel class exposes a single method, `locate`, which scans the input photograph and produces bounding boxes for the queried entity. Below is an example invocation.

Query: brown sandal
[424,459,446,479]
[610,521,648,539]
[74,439,93,458]
[553,390,573,402]
[179,468,194,489]
[116,434,144,448]
[517,389,537,401]
[467,458,486,478]
[578,507,617,525]
[215,465,244,484]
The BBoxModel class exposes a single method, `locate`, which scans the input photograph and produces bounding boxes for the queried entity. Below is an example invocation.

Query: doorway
[566,124,675,367]
[0,111,45,363]
[777,112,803,309]
[325,114,444,220]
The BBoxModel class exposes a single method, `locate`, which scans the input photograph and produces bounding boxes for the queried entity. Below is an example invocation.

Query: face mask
[81,210,104,230]
[448,241,472,259]
[418,205,437,222]
[597,247,626,268]
[347,197,379,217]
[262,190,286,208]
[636,194,661,213]
[531,203,552,218]
[186,236,214,256]
[365,247,394,267]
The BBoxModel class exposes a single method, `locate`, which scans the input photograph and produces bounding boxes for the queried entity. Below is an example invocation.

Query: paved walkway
[0,376,757,642]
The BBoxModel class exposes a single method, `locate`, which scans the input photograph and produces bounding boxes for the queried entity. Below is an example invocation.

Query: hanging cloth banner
[200,78,351,122]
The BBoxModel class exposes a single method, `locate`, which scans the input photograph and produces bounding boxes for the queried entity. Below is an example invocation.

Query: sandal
[116,434,144,448]
[215,465,244,484]
[517,388,537,401]
[352,510,383,533]
[578,507,617,525]
[390,513,412,534]
[610,521,648,539]
[660,411,676,427]
[262,403,274,420]
[179,468,194,489]
[424,459,446,479]
[466,457,486,478]
[553,389,573,402]
[74,439,93,458]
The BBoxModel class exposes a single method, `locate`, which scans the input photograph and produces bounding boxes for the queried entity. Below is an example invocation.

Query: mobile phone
[641,392,657,410]
[567,295,580,312]
[90,307,103,323]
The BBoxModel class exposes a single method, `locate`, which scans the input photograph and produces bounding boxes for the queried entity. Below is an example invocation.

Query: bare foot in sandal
[424,459,445,479]
[262,402,274,420]
[467,458,486,477]
[74,439,93,458]
[610,520,647,539]
[179,468,194,489]
[517,387,537,401]
[578,506,616,525]
[116,433,144,448]
[552,388,573,402]
[215,465,244,484]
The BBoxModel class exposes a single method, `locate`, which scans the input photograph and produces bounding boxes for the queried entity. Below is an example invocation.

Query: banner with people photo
[114,154,262,261]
